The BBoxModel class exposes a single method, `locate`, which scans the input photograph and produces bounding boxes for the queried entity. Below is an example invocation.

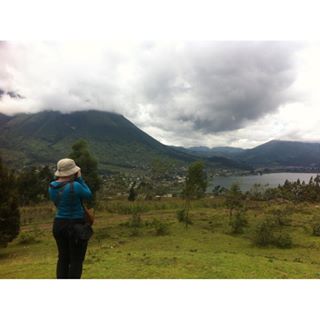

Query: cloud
[133,42,300,134]
[0,41,302,146]
[0,87,24,100]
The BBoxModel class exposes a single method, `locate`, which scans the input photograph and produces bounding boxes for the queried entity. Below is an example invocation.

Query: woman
[49,158,92,279]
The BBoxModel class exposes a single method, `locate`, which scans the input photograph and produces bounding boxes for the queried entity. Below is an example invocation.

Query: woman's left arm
[74,177,92,200]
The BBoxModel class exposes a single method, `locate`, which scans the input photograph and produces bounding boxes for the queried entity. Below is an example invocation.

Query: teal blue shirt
[49,177,92,219]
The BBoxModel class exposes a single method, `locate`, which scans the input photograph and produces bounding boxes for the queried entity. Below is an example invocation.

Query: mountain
[0,110,251,173]
[5,111,316,173]
[238,140,320,168]
[0,110,191,171]
[180,140,320,170]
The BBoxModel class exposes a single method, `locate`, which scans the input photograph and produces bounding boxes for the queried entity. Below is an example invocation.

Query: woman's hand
[74,170,81,179]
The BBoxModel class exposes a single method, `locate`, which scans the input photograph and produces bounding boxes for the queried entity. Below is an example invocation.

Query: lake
[210,172,320,192]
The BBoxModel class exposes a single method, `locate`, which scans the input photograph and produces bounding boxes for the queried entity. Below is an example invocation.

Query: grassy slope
[1,199,320,279]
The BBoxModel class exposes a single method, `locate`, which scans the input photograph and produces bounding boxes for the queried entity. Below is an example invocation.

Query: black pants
[53,218,89,279]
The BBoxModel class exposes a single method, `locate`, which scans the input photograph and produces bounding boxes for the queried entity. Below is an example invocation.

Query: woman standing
[49,158,92,279]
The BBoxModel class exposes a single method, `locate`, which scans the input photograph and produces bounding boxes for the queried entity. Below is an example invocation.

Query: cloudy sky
[0,41,320,148]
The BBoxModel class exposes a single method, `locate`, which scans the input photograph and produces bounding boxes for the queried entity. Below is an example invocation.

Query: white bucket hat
[55,158,80,177]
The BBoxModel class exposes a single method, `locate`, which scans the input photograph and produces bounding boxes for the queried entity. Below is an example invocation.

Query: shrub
[225,183,244,218]
[253,218,275,247]
[151,219,170,236]
[271,207,292,227]
[275,232,293,248]
[230,210,248,234]
[253,215,293,248]
[176,209,192,225]
[128,186,137,201]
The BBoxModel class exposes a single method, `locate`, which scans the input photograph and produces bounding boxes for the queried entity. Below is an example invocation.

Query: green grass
[1,198,320,279]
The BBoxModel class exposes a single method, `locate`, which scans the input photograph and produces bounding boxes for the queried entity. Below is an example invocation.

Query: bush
[271,207,292,227]
[225,183,244,217]
[275,232,293,248]
[176,209,192,225]
[230,210,248,234]
[253,218,275,247]
[151,219,170,236]
[253,215,293,248]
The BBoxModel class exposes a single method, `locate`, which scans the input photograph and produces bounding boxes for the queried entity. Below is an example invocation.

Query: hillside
[0,110,190,171]
[238,140,320,168]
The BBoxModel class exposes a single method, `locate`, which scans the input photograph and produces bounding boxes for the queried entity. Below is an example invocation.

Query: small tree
[225,182,243,220]
[0,157,20,247]
[69,140,102,206]
[128,182,137,201]
[181,161,207,229]
[230,208,248,234]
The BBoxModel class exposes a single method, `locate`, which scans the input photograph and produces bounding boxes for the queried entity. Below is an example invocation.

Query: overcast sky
[0,41,320,148]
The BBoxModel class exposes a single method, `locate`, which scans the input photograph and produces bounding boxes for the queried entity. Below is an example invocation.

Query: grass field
[1,197,320,279]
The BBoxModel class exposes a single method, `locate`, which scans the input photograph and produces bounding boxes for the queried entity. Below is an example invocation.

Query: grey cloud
[0,41,303,146]
[0,87,24,100]
[7,90,24,99]
[134,42,299,134]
